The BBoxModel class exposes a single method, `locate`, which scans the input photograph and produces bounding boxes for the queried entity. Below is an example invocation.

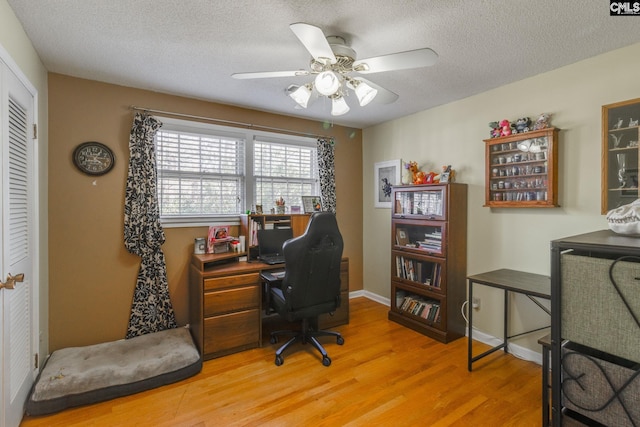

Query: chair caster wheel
[322,356,331,366]
[270,336,277,344]
[337,336,344,345]
[275,355,284,366]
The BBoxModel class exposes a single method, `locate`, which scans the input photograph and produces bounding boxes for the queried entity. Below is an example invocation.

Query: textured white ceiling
[7,0,640,128]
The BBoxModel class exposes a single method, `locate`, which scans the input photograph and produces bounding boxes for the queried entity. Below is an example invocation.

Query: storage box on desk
[212,242,229,254]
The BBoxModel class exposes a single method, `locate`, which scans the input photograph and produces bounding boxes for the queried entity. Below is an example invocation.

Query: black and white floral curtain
[124,113,177,338]
[317,137,337,213]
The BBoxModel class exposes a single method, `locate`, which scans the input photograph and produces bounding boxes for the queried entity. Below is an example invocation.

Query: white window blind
[156,129,245,218]
[154,116,320,226]
[253,138,319,209]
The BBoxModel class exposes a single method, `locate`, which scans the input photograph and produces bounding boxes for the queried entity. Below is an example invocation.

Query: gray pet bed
[26,326,202,416]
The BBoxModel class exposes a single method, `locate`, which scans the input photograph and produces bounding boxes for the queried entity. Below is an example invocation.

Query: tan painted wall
[48,73,362,351]
[363,42,640,354]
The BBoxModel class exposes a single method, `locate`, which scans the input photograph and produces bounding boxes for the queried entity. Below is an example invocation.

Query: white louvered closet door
[0,58,37,427]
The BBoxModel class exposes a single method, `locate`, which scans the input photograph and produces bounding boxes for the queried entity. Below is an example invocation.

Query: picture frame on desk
[302,196,322,213]
[374,159,401,208]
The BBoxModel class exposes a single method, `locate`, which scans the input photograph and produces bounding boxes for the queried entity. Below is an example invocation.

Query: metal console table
[467,268,551,371]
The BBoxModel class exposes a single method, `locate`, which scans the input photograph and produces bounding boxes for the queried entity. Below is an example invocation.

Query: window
[253,137,318,210]
[156,117,319,226]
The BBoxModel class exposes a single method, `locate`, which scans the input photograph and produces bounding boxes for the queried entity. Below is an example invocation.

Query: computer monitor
[257,228,293,258]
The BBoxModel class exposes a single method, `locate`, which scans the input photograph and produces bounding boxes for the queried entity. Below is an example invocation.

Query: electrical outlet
[472,297,481,309]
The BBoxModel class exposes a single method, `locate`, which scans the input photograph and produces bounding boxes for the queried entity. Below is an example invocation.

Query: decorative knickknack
[606,199,640,235]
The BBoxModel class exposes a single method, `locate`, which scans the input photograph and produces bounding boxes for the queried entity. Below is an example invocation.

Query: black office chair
[269,212,345,366]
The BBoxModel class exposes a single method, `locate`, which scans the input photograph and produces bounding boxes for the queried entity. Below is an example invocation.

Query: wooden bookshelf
[388,183,467,343]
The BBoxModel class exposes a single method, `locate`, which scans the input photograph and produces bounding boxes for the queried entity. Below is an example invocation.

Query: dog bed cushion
[26,326,201,416]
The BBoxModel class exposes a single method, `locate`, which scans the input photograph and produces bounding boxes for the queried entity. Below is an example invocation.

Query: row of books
[395,256,442,288]
[416,230,442,252]
[248,219,263,246]
[398,294,441,323]
[396,193,443,216]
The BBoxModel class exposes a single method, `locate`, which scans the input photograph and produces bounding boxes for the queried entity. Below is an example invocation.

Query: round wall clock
[73,141,115,175]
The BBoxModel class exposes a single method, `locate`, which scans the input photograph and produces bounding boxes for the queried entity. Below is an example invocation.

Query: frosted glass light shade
[289,85,312,108]
[331,96,350,116]
[315,71,340,96]
[354,81,378,106]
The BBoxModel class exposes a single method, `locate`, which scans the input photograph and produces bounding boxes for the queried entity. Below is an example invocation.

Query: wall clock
[73,141,115,175]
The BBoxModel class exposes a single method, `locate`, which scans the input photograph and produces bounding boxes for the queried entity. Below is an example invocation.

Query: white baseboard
[350,289,389,306]
[350,291,542,366]
[468,329,543,366]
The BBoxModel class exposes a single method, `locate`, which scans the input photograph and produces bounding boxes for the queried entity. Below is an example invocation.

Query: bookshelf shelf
[388,183,467,343]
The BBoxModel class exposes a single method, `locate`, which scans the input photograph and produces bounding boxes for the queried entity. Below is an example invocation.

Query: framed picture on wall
[374,159,401,208]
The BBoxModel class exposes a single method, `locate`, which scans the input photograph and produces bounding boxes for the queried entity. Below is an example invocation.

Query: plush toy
[499,119,512,137]
[489,121,500,138]
[401,160,413,184]
[407,161,428,185]
[424,171,437,184]
[514,117,531,133]
[533,113,551,130]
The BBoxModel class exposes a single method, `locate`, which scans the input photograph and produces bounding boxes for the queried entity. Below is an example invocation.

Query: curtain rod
[129,105,333,141]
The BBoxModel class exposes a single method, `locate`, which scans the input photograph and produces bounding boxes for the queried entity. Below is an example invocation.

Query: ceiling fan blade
[356,78,399,104]
[354,48,438,74]
[290,22,337,64]
[232,70,310,79]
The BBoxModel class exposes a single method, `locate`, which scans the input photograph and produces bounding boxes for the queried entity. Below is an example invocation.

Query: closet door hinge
[34,353,39,369]
[33,124,37,139]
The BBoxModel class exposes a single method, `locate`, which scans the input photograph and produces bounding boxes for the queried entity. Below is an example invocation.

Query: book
[396,228,410,246]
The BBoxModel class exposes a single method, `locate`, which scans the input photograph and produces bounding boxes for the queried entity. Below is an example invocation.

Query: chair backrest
[281,212,344,313]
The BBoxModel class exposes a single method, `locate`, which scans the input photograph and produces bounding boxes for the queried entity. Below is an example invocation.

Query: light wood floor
[21,297,543,427]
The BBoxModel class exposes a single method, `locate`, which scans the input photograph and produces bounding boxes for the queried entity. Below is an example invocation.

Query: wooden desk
[467,268,551,371]
[189,255,349,360]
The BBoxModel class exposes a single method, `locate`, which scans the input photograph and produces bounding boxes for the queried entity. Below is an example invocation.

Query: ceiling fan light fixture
[331,95,350,116]
[289,84,312,108]
[354,80,378,106]
[315,70,341,96]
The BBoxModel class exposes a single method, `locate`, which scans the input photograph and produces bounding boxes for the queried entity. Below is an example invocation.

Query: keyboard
[260,254,285,265]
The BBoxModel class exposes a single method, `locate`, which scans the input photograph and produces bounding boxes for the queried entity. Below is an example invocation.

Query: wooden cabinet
[189,260,263,359]
[388,183,467,343]
[550,230,640,426]
[484,127,559,208]
[601,97,640,213]
[240,214,311,261]
[189,254,349,360]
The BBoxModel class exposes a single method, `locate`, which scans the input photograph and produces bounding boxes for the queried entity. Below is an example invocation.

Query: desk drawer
[204,309,260,355]
[204,285,259,316]
[204,272,260,291]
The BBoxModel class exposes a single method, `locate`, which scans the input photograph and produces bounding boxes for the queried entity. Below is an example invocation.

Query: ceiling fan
[231,23,438,116]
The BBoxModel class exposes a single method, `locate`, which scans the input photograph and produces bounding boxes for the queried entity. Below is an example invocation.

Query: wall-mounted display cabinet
[601,97,640,214]
[484,127,559,208]
[388,183,467,343]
